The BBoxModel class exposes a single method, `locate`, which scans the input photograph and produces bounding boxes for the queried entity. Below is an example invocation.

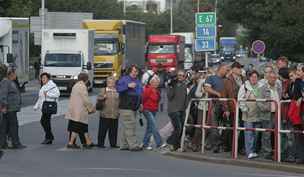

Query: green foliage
[219,0,304,61]
[1,0,33,17]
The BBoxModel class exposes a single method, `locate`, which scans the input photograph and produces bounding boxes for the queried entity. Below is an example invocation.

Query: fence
[180,98,237,158]
[234,99,280,161]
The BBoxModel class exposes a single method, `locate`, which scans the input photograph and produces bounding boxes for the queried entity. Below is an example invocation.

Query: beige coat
[98,87,119,119]
[65,81,94,124]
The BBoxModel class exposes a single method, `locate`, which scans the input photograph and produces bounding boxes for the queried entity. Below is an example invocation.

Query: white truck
[0,18,30,90]
[41,29,95,93]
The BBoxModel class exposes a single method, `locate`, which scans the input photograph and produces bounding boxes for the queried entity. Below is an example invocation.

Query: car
[208,53,222,66]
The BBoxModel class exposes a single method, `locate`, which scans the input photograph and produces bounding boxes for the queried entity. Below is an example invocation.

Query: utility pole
[41,0,45,30]
[170,0,173,33]
[123,0,126,16]
[197,0,200,12]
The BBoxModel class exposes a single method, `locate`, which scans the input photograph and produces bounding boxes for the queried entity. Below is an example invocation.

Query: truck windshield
[94,40,118,55]
[44,53,81,67]
[148,45,176,54]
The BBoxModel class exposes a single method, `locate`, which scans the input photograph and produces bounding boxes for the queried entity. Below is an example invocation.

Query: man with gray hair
[257,71,282,160]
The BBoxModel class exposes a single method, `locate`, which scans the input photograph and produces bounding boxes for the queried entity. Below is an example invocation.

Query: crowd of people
[171,57,304,164]
[0,57,303,165]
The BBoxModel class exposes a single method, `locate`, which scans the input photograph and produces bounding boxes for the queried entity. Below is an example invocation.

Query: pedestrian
[34,72,60,145]
[65,73,96,149]
[238,70,261,159]
[288,65,304,164]
[116,65,143,151]
[166,70,188,151]
[191,71,208,152]
[34,61,40,79]
[222,62,245,152]
[142,74,163,150]
[96,76,119,148]
[257,71,282,160]
[204,64,229,153]
[0,69,26,149]
[0,64,7,154]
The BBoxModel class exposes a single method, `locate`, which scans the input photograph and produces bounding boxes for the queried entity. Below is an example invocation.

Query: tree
[219,0,304,61]
[5,0,33,17]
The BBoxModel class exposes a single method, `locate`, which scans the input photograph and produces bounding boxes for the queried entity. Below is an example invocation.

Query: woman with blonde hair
[96,76,119,148]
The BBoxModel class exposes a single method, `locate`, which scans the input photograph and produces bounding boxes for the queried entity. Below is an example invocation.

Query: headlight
[113,72,117,77]
[221,56,224,59]
[72,75,78,80]
[167,59,174,63]
[169,67,176,72]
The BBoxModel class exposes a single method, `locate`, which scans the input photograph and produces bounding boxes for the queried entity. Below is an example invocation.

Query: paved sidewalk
[18,95,97,126]
[165,151,304,174]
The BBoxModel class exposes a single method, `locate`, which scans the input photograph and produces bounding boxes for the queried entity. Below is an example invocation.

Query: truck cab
[146,35,185,73]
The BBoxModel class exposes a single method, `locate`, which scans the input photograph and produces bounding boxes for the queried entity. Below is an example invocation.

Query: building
[117,0,173,13]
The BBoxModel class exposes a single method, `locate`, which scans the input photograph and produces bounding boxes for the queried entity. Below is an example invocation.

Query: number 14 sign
[195,12,216,52]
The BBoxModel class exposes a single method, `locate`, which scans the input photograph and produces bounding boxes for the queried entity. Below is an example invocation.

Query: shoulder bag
[42,87,58,115]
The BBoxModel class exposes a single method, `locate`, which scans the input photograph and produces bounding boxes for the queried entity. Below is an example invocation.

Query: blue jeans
[142,111,162,147]
[244,121,261,156]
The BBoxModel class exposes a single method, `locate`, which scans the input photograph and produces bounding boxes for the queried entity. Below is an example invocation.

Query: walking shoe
[66,144,80,149]
[129,146,143,152]
[248,153,258,159]
[145,146,153,151]
[41,139,53,145]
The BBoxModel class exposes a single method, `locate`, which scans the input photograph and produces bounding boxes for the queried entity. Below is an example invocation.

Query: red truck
[146,35,185,72]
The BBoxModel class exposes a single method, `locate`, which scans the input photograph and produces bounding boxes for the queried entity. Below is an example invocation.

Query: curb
[164,152,304,174]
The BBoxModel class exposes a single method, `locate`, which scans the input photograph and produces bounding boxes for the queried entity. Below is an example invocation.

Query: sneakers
[248,153,258,159]
[145,146,153,151]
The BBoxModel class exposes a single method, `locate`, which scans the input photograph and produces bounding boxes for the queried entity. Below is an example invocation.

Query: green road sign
[196,12,216,26]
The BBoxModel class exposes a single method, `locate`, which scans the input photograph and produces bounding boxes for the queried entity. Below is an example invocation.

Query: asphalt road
[0,112,303,177]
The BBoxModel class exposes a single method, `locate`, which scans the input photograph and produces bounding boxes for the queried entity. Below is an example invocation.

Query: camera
[167,73,177,87]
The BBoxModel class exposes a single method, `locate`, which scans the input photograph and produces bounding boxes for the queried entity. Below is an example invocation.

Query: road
[2,82,303,177]
[1,114,302,177]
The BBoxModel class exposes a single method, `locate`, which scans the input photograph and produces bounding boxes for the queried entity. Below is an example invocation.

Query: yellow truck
[82,20,145,85]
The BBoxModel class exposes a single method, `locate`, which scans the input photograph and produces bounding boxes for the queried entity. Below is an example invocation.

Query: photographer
[166,70,188,151]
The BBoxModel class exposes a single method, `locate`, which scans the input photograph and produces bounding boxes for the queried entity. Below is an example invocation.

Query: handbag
[42,101,57,115]
[42,87,58,115]
[96,99,105,111]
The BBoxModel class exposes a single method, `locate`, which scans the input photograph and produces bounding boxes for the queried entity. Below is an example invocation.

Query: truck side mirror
[86,61,92,70]
[6,53,14,63]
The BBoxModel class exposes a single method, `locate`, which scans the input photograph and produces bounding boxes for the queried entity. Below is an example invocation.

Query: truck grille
[94,63,113,69]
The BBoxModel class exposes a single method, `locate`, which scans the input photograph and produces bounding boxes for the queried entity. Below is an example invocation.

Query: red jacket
[142,85,160,112]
